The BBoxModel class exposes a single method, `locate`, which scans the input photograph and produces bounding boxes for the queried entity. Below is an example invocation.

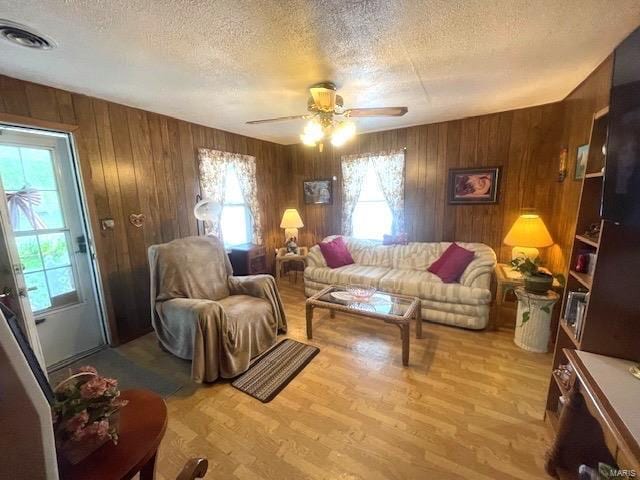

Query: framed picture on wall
[303,179,333,205]
[575,144,589,180]
[448,167,501,204]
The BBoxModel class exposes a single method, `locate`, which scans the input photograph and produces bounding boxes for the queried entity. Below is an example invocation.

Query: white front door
[0,126,105,369]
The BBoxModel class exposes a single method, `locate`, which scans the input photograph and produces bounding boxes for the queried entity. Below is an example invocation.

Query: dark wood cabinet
[228,243,268,275]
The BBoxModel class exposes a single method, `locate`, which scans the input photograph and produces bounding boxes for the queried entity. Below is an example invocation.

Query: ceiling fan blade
[246,115,307,125]
[346,107,408,117]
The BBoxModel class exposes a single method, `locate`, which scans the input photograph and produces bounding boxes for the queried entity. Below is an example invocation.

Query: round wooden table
[61,389,167,480]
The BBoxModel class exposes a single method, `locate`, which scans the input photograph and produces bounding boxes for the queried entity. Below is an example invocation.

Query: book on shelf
[565,291,587,325]
[586,253,597,277]
[575,300,587,342]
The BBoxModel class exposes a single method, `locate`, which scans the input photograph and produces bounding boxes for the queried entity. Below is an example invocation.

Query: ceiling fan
[246,82,408,150]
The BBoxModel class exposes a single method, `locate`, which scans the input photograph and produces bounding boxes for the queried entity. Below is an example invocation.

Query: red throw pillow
[319,236,355,269]
[428,243,475,283]
[382,233,408,245]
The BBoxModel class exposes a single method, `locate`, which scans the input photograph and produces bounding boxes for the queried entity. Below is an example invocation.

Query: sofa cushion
[391,242,441,270]
[346,239,395,267]
[428,243,475,283]
[379,269,491,305]
[319,236,354,268]
[304,264,390,288]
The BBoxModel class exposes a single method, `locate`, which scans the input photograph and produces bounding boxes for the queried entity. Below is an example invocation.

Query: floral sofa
[304,237,497,330]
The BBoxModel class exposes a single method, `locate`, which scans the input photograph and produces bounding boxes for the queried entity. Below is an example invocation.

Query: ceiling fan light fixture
[303,119,324,143]
[300,133,317,147]
[245,81,407,149]
[330,120,356,147]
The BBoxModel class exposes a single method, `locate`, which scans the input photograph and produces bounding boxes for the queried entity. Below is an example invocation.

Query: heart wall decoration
[129,213,145,228]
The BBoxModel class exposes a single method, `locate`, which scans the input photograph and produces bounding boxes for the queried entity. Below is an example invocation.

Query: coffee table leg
[401,324,410,366]
[306,303,313,339]
[415,305,422,339]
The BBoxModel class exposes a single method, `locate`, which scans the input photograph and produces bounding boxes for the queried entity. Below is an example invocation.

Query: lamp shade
[504,214,553,248]
[280,208,304,229]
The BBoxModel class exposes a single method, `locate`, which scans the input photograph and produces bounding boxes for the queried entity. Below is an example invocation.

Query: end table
[494,263,563,329]
[275,247,308,283]
[61,389,167,480]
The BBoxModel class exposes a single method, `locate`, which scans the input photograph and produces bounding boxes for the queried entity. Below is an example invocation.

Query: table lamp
[280,208,304,242]
[504,212,553,260]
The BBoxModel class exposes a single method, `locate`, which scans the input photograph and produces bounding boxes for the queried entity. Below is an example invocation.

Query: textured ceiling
[1,1,639,145]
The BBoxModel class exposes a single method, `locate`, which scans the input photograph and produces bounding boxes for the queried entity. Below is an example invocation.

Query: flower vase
[59,411,120,465]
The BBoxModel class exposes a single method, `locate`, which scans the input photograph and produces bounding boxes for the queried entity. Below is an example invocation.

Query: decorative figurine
[575,253,588,273]
[285,236,299,255]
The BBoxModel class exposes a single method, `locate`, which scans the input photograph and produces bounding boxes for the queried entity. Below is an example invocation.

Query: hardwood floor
[116,281,553,479]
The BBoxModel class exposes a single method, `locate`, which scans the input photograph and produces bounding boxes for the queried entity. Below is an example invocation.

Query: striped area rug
[232,339,319,403]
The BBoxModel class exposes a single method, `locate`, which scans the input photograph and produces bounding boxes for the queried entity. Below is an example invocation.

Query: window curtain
[372,149,405,235]
[232,155,263,245]
[341,154,370,236]
[198,149,227,240]
[197,148,263,245]
[341,149,406,236]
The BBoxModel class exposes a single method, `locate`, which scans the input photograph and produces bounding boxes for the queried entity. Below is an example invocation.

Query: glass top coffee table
[305,285,422,366]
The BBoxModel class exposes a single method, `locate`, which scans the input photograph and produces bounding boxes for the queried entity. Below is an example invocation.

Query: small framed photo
[448,167,501,204]
[303,179,333,205]
[575,144,589,180]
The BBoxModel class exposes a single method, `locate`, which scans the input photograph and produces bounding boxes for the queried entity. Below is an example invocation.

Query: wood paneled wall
[290,103,566,266]
[547,56,613,274]
[0,75,290,343]
[0,56,613,344]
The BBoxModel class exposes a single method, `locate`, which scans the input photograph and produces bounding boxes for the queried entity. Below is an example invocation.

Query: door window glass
[0,144,79,313]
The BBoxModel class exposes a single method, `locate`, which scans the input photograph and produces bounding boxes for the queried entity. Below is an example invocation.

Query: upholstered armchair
[148,236,287,383]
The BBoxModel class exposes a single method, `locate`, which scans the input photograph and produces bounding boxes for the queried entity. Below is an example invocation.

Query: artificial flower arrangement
[52,366,128,464]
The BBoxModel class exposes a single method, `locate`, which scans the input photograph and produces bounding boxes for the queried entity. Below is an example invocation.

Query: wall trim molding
[0,112,79,132]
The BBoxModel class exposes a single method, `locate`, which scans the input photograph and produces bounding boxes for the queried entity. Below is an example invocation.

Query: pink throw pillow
[428,243,475,283]
[382,233,409,245]
[319,236,355,269]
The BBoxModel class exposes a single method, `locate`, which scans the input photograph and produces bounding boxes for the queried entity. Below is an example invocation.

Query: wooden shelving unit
[574,234,599,248]
[584,171,603,178]
[545,105,640,434]
[559,320,579,348]
[568,270,592,289]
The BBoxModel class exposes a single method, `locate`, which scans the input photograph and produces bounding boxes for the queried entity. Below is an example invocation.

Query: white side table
[514,287,560,353]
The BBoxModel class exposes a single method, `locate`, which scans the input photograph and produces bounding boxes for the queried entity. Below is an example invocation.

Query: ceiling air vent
[0,20,55,50]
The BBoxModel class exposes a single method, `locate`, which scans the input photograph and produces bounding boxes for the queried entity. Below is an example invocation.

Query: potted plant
[509,256,564,294]
[52,366,128,464]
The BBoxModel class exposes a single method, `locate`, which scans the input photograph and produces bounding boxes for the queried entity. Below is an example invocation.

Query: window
[198,148,263,246]
[220,163,252,246]
[0,144,78,313]
[352,166,393,240]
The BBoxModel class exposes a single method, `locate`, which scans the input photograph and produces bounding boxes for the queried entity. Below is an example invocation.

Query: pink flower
[77,366,97,375]
[104,377,118,391]
[112,398,129,409]
[95,420,110,439]
[80,376,108,399]
[65,410,89,433]
[71,420,110,442]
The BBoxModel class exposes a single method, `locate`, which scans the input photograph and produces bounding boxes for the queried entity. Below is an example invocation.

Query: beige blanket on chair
[148,236,286,383]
